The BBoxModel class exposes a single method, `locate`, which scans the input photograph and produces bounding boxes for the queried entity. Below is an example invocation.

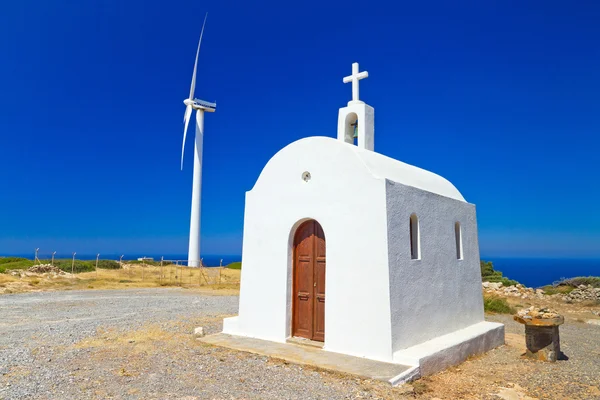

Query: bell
[352,121,358,138]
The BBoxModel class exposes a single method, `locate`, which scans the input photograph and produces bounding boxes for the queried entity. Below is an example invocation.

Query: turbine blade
[181,104,193,170]
[189,12,208,100]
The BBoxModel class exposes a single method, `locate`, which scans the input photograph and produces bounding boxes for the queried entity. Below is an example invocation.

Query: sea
[484,257,600,288]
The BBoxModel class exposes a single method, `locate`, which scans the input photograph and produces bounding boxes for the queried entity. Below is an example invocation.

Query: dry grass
[0,264,241,295]
[76,324,185,354]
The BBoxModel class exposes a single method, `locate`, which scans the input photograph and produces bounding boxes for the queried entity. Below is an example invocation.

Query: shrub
[96,260,121,270]
[540,285,574,295]
[480,260,519,286]
[0,258,35,271]
[554,276,600,288]
[0,257,29,265]
[227,262,242,270]
[53,259,95,273]
[483,295,515,314]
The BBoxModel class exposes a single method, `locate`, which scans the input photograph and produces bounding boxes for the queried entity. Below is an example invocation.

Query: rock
[562,285,600,302]
[587,320,600,326]
[517,306,561,320]
[194,327,205,338]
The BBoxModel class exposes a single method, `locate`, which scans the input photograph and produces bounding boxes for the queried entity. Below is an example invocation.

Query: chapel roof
[353,142,466,202]
[261,137,466,202]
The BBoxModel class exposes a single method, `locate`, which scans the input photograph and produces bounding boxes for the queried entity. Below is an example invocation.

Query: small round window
[302,171,311,182]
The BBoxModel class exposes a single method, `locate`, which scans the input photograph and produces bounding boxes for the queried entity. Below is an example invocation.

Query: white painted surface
[223,135,500,365]
[338,102,375,151]
[338,61,374,151]
[359,147,465,202]
[187,110,204,267]
[342,62,368,103]
[389,366,421,386]
[224,63,502,373]
[227,137,393,361]
[386,180,482,351]
[393,321,505,376]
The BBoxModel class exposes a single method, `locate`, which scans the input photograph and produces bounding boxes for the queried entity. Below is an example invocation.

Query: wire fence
[116,261,238,287]
[19,252,240,287]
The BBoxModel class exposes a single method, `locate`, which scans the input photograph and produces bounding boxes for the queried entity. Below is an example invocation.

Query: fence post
[160,256,163,284]
[71,252,76,275]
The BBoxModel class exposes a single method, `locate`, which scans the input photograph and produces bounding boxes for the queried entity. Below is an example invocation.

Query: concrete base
[393,321,505,376]
[199,333,415,385]
[219,319,504,383]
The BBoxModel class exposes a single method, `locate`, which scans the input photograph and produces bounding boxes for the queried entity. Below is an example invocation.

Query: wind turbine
[181,13,216,268]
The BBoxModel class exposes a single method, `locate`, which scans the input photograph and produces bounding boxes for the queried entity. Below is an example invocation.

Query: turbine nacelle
[183,98,217,112]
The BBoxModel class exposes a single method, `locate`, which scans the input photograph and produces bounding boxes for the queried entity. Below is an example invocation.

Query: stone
[194,327,205,337]
[514,313,564,362]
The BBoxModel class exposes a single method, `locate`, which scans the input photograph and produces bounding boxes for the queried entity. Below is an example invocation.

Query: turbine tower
[181,13,216,267]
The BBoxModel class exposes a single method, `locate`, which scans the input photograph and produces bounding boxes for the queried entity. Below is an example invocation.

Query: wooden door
[292,220,326,342]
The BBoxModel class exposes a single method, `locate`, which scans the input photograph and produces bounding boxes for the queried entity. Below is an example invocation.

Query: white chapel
[222,63,504,380]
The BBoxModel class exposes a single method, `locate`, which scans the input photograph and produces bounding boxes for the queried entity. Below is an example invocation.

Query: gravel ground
[485,314,600,399]
[0,288,412,399]
[0,288,599,399]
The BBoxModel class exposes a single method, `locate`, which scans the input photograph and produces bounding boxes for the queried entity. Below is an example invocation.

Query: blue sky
[1,1,599,259]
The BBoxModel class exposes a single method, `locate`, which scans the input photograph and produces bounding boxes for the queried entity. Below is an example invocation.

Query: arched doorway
[292,220,326,342]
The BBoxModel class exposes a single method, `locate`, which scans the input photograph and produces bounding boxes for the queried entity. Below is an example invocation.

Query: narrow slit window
[455,222,463,260]
[410,214,420,260]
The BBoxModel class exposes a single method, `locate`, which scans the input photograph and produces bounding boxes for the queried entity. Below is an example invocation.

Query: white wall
[227,137,395,362]
[385,180,484,352]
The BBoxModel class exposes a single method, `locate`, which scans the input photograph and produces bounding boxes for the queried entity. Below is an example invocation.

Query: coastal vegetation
[482,295,515,314]
[0,257,34,272]
[0,257,120,274]
[542,276,600,295]
[480,260,518,286]
[553,276,600,288]
[227,262,242,270]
